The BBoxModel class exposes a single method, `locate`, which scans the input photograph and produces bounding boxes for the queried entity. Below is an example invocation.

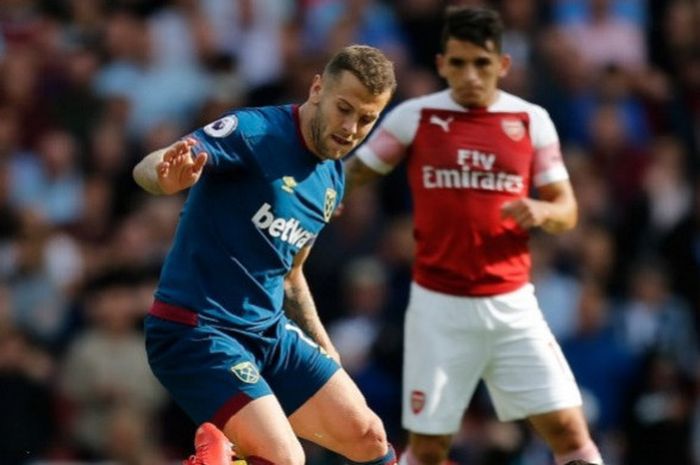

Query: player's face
[308,71,392,160]
[437,38,511,108]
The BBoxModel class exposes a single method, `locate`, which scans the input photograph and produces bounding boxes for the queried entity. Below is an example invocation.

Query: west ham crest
[323,188,337,222]
[501,118,525,141]
[410,390,426,414]
[230,361,260,384]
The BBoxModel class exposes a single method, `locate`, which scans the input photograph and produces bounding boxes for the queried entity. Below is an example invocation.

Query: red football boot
[183,422,234,465]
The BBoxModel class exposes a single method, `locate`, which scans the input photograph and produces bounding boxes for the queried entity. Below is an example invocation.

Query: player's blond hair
[324,45,397,96]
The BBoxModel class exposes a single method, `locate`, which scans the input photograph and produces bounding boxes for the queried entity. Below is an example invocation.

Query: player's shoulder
[491,91,551,120]
[221,105,292,138]
[391,89,461,115]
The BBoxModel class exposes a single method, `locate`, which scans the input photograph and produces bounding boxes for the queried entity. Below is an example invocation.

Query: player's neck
[450,88,501,110]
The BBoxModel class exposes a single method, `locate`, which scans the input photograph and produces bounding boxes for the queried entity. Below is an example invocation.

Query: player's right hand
[157,138,208,194]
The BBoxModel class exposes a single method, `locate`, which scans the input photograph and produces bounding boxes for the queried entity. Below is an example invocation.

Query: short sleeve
[529,105,569,186]
[381,100,421,145]
[529,105,559,150]
[354,101,416,174]
[187,114,249,169]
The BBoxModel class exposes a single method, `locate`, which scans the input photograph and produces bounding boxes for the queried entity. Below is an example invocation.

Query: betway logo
[251,203,315,248]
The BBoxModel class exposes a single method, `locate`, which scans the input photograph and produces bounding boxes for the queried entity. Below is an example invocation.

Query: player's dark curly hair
[441,6,504,53]
[324,45,397,96]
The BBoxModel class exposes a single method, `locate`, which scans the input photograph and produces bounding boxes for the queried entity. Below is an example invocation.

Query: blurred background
[0,0,698,464]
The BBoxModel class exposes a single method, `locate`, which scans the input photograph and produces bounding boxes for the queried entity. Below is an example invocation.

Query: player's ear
[498,53,512,78]
[435,53,447,79]
[309,74,323,105]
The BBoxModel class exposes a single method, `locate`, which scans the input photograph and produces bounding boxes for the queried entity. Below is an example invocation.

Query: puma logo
[429,115,453,132]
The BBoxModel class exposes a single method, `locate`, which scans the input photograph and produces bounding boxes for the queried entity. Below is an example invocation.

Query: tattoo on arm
[283,279,324,343]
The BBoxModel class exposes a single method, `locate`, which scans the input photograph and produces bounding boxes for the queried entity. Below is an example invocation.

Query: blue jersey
[155,105,344,331]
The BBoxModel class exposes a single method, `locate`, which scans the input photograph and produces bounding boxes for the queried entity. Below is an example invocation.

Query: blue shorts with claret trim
[144,300,341,428]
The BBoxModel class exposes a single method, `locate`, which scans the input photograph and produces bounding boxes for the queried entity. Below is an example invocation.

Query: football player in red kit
[345,6,603,465]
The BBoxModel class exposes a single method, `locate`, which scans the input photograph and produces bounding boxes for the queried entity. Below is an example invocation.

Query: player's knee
[360,415,388,452]
[342,413,388,461]
[411,435,451,465]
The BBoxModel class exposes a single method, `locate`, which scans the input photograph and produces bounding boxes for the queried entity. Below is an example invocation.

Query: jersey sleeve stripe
[356,146,394,174]
[356,128,407,174]
[533,165,569,187]
[532,142,567,185]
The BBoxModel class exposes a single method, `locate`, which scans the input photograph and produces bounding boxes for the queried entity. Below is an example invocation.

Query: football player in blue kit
[133,45,396,465]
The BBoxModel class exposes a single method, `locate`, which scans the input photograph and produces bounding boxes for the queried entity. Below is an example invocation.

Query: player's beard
[310,111,332,160]
[310,109,346,160]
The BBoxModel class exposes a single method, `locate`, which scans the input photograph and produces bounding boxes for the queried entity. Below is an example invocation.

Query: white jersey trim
[534,165,569,187]
[368,89,568,183]
[356,145,395,174]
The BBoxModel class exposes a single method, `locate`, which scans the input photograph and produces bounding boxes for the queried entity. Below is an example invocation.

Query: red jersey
[355,90,568,296]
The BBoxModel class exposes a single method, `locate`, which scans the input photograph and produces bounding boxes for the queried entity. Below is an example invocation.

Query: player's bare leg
[399,432,452,465]
[528,406,603,465]
[221,395,305,465]
[289,370,396,464]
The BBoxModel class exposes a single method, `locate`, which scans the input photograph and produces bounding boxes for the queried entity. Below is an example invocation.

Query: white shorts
[403,282,582,435]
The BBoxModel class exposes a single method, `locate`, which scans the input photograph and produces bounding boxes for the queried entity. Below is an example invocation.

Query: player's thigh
[264,318,341,417]
[288,369,387,461]
[481,290,582,421]
[265,319,386,460]
[144,315,273,426]
[403,283,489,435]
[222,394,305,465]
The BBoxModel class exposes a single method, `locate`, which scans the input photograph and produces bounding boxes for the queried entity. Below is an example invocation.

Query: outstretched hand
[157,138,208,194]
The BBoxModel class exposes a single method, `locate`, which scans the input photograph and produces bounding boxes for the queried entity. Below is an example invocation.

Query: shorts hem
[402,420,461,436]
[210,392,254,429]
[496,399,583,422]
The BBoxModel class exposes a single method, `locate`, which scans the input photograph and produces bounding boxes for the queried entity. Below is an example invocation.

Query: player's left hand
[157,138,208,194]
[500,198,550,230]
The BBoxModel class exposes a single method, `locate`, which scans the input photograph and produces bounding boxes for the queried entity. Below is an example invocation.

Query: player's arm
[133,137,208,195]
[500,179,578,234]
[344,116,411,196]
[343,156,384,196]
[283,245,340,363]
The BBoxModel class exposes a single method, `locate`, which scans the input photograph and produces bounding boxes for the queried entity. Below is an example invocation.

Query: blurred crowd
[0,0,698,464]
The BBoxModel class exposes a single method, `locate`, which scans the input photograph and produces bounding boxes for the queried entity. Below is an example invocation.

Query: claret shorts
[145,300,340,428]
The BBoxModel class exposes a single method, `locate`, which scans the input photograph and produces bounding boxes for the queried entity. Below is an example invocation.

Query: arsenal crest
[410,390,426,414]
[323,188,337,222]
[501,118,525,141]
